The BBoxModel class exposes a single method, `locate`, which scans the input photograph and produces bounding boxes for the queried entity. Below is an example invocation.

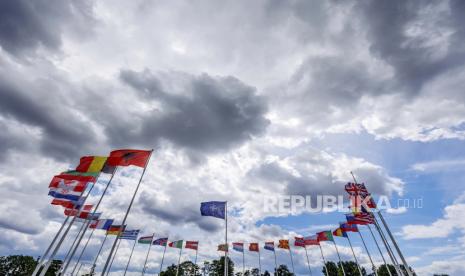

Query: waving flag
[107,225,125,235]
[233,242,244,252]
[303,235,319,246]
[249,243,259,252]
[294,237,306,247]
[63,204,93,217]
[200,201,226,219]
[119,229,140,240]
[107,149,151,168]
[317,231,334,242]
[333,228,348,238]
[48,188,82,202]
[49,177,88,192]
[278,240,290,249]
[90,219,114,230]
[186,241,199,250]
[217,244,228,252]
[153,238,168,246]
[139,235,154,244]
[57,172,97,183]
[264,242,275,251]
[340,222,358,232]
[169,240,183,249]
[76,156,108,173]
[51,196,86,208]
[346,213,374,225]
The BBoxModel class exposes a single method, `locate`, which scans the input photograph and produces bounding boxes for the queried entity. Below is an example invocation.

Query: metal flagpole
[273,249,278,276]
[142,235,154,276]
[357,230,377,276]
[318,244,328,276]
[106,237,123,275]
[60,218,87,272]
[289,247,295,274]
[32,215,71,276]
[346,235,363,276]
[91,233,109,274]
[124,240,138,276]
[332,240,346,276]
[367,224,394,276]
[304,246,313,276]
[101,150,153,275]
[75,262,83,276]
[377,212,413,276]
[258,249,262,276]
[158,241,168,276]
[61,218,92,275]
[71,227,96,275]
[242,249,245,275]
[175,246,183,276]
[194,244,199,276]
[224,202,228,276]
[64,170,119,275]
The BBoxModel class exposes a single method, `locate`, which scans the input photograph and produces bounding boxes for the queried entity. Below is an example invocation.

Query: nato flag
[200,201,226,219]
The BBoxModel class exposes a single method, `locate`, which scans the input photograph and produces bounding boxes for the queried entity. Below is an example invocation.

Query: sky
[1,0,465,275]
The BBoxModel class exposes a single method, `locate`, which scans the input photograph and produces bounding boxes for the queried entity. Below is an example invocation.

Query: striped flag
[294,237,306,247]
[340,222,358,232]
[107,225,125,235]
[90,219,114,230]
[264,242,275,251]
[185,241,199,250]
[303,235,319,246]
[333,228,348,238]
[138,235,154,244]
[169,240,183,249]
[346,213,375,225]
[233,242,244,252]
[317,231,334,242]
[119,229,140,240]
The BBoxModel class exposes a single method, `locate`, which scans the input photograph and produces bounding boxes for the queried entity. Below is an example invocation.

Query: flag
[139,235,154,244]
[186,241,199,250]
[90,219,114,230]
[153,238,168,246]
[317,231,334,242]
[63,204,93,217]
[264,242,274,251]
[107,149,151,168]
[346,213,374,225]
[249,243,259,252]
[278,240,290,249]
[57,172,97,183]
[63,170,99,178]
[294,237,306,247]
[303,235,320,246]
[76,156,108,173]
[169,240,183,249]
[340,222,358,232]
[233,242,244,252]
[48,188,82,202]
[200,201,226,219]
[51,196,86,208]
[107,225,125,235]
[119,229,140,240]
[333,228,348,238]
[218,244,228,252]
[49,177,88,192]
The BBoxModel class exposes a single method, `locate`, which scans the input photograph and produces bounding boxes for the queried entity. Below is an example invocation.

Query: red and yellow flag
[278,240,290,249]
[76,156,108,173]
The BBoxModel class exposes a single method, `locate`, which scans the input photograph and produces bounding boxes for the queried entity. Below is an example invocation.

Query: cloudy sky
[1,0,465,275]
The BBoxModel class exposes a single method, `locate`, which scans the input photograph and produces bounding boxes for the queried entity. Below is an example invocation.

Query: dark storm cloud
[357,0,465,92]
[117,69,269,153]
[0,0,95,58]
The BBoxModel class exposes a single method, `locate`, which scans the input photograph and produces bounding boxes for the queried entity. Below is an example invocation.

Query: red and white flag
[185,241,199,250]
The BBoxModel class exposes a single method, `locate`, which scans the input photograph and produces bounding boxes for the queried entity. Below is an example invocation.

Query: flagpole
[71,227,96,276]
[258,249,262,276]
[124,240,138,276]
[159,240,168,276]
[101,150,153,275]
[357,230,377,276]
[107,237,123,275]
[304,246,313,276]
[346,235,362,276]
[318,244,328,276]
[91,232,109,274]
[367,224,393,276]
[242,249,245,275]
[175,246,183,276]
[64,170,119,275]
[194,245,199,276]
[273,249,278,276]
[289,248,295,274]
[75,262,83,276]
[224,201,228,276]
[61,218,92,275]
[59,218,86,274]
[332,240,346,276]
[377,212,413,276]
[142,235,154,276]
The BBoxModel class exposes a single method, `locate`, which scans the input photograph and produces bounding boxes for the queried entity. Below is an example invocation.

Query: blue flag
[200,201,226,219]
